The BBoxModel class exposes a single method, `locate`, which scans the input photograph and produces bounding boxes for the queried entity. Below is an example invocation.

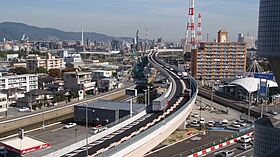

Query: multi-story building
[63,71,96,94]
[191,31,247,80]
[0,74,38,99]
[254,1,280,157]
[26,53,64,71]
[91,69,113,79]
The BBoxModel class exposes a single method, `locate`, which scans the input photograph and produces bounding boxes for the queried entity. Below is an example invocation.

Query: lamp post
[144,89,147,109]
[247,92,252,122]
[85,103,88,157]
[210,83,214,108]
[147,86,150,106]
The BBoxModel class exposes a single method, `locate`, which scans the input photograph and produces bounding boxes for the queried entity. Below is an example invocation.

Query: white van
[240,135,251,143]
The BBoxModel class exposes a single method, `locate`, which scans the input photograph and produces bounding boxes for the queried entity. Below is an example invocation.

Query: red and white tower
[197,13,202,43]
[184,0,196,51]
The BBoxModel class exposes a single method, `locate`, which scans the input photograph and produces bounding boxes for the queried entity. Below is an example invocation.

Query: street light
[210,83,214,108]
[143,89,147,109]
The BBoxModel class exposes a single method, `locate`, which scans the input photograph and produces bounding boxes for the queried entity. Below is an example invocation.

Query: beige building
[63,71,96,94]
[191,31,247,80]
[26,53,64,71]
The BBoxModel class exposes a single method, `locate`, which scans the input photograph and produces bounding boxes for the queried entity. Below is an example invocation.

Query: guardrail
[97,76,198,157]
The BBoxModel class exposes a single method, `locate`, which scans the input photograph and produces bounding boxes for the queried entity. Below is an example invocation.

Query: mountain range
[0,22,133,42]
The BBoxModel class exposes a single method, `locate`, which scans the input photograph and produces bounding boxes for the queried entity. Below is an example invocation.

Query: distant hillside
[0,22,133,42]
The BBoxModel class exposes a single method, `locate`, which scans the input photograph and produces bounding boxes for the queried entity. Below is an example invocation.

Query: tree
[35,67,48,74]
[62,67,77,73]
[49,69,61,78]
[13,67,30,75]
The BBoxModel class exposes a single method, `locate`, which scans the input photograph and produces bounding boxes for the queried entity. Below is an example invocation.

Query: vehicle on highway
[170,67,174,71]
[63,123,77,129]
[152,96,168,112]
[214,150,234,157]
[208,120,214,127]
[268,109,278,115]
[240,135,251,143]
[182,72,188,79]
[18,107,30,112]
[91,126,108,134]
[239,143,252,150]
[182,89,191,98]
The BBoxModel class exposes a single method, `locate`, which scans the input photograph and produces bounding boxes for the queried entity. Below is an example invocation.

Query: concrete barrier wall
[0,90,126,134]
[122,95,197,157]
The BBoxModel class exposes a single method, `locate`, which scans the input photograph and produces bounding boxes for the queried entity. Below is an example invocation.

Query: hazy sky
[0,0,259,42]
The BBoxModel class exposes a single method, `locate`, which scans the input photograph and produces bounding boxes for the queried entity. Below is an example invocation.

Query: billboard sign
[125,88,137,96]
[254,73,274,80]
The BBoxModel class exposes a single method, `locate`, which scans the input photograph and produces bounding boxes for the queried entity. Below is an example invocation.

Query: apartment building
[0,74,38,99]
[26,53,64,71]
[63,71,96,94]
[191,31,247,80]
[91,69,113,79]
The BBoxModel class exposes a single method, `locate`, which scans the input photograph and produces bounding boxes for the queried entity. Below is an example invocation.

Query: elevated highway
[40,49,198,157]
[76,49,197,157]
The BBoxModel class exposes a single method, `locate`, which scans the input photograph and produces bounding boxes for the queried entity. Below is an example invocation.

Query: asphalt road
[146,131,233,157]
[206,142,253,157]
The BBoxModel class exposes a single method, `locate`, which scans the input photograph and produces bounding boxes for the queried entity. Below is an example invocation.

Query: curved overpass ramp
[97,50,198,157]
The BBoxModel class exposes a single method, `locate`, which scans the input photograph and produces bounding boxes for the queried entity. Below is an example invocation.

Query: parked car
[63,123,77,129]
[200,118,205,124]
[239,143,252,150]
[191,119,199,127]
[221,119,228,127]
[193,112,199,118]
[208,121,214,127]
[232,123,241,128]
[18,107,30,112]
[177,72,182,76]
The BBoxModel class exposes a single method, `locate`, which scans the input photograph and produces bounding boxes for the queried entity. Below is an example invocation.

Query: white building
[0,74,38,99]
[98,78,118,92]
[26,53,65,71]
[91,69,113,78]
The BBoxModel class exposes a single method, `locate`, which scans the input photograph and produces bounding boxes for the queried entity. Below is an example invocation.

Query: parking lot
[187,96,253,130]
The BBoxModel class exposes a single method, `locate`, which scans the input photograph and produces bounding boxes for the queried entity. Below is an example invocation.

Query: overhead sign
[254,73,274,80]
[259,80,268,98]
[125,88,137,96]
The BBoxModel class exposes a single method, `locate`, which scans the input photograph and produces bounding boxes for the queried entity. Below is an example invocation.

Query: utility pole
[210,83,214,108]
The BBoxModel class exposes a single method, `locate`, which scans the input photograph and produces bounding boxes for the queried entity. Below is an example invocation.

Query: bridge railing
[97,78,198,157]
